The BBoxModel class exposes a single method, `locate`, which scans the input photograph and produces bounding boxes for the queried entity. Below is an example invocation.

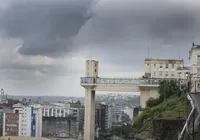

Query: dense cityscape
[1,0,200,140]
[0,43,199,140]
[0,89,140,140]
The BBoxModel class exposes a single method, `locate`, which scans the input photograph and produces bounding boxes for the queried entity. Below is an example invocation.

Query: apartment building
[3,113,21,136]
[3,103,42,137]
[144,58,184,79]
[189,43,200,93]
[95,104,109,131]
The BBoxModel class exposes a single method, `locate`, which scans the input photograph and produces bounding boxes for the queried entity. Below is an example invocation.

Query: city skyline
[0,0,200,96]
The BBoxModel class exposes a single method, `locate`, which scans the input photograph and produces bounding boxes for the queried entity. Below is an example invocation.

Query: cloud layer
[0,0,200,96]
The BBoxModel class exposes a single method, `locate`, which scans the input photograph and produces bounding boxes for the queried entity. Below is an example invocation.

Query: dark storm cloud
[1,0,200,65]
[74,0,200,68]
[0,0,94,57]
[77,0,200,45]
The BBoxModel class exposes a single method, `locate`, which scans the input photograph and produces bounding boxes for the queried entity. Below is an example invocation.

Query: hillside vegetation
[133,80,190,140]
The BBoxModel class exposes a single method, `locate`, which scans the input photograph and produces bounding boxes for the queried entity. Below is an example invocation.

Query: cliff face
[153,119,185,140]
[133,94,190,140]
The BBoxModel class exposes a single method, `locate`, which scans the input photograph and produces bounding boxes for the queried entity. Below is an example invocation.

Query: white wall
[140,89,159,108]
[144,59,184,78]
[13,105,43,137]
[2,113,5,136]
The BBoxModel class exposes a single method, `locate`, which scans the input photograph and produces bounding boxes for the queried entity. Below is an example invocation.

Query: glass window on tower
[160,64,162,68]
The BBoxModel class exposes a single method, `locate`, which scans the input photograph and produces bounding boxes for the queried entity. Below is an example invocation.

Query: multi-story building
[107,105,113,129]
[144,58,184,79]
[177,66,190,79]
[3,104,42,137]
[189,43,200,92]
[0,107,4,136]
[112,104,122,125]
[3,113,21,136]
[95,104,108,131]
[41,102,84,138]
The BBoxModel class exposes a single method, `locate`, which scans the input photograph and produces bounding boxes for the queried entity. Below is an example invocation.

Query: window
[172,72,174,77]
[154,64,156,67]
[166,64,168,69]
[159,71,162,77]
[197,55,200,63]
[160,64,163,68]
[165,71,168,77]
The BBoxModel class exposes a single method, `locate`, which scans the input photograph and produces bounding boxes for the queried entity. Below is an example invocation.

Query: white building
[111,104,122,125]
[144,58,184,79]
[177,66,190,79]
[11,104,42,137]
[189,43,200,93]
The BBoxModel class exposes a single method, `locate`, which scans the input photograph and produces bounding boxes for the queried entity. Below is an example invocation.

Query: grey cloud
[0,0,94,56]
[74,0,200,68]
[1,0,200,72]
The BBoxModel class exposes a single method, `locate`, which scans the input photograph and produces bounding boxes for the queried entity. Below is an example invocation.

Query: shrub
[146,98,162,108]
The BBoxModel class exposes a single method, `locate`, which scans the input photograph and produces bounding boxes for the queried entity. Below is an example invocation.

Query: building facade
[189,43,200,93]
[112,104,122,125]
[3,113,21,136]
[144,58,184,79]
[95,104,109,131]
[3,104,42,137]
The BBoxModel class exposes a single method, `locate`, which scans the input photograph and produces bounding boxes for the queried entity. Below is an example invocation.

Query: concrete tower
[84,60,98,140]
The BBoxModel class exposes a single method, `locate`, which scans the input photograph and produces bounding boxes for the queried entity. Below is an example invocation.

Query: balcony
[80,77,187,85]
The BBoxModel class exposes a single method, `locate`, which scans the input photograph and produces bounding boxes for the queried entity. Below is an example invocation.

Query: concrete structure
[41,102,84,138]
[3,104,42,137]
[81,60,188,140]
[95,104,109,131]
[3,113,20,136]
[177,66,190,79]
[189,43,200,93]
[81,60,159,140]
[144,58,184,78]
[112,104,122,125]
[107,105,113,129]
[0,107,4,136]
[13,105,42,137]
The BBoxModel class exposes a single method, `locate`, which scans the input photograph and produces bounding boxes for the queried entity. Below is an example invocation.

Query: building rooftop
[145,58,184,62]
[0,136,51,140]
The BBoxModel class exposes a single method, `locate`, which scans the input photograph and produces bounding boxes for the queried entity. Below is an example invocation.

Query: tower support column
[84,88,95,140]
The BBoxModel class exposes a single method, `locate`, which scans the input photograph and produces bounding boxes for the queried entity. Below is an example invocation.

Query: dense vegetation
[132,80,190,139]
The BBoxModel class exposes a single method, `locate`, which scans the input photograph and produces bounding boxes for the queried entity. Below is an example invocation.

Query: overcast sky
[0,0,200,96]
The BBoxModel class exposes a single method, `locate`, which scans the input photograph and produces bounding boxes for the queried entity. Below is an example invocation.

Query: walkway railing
[178,93,195,140]
[80,77,187,85]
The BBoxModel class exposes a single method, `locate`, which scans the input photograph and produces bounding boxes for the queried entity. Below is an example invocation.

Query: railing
[80,77,187,85]
[178,93,195,140]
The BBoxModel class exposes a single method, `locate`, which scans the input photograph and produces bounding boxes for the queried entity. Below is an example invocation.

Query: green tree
[158,80,182,100]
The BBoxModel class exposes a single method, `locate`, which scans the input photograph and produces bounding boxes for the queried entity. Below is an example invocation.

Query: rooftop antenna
[178,46,181,59]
